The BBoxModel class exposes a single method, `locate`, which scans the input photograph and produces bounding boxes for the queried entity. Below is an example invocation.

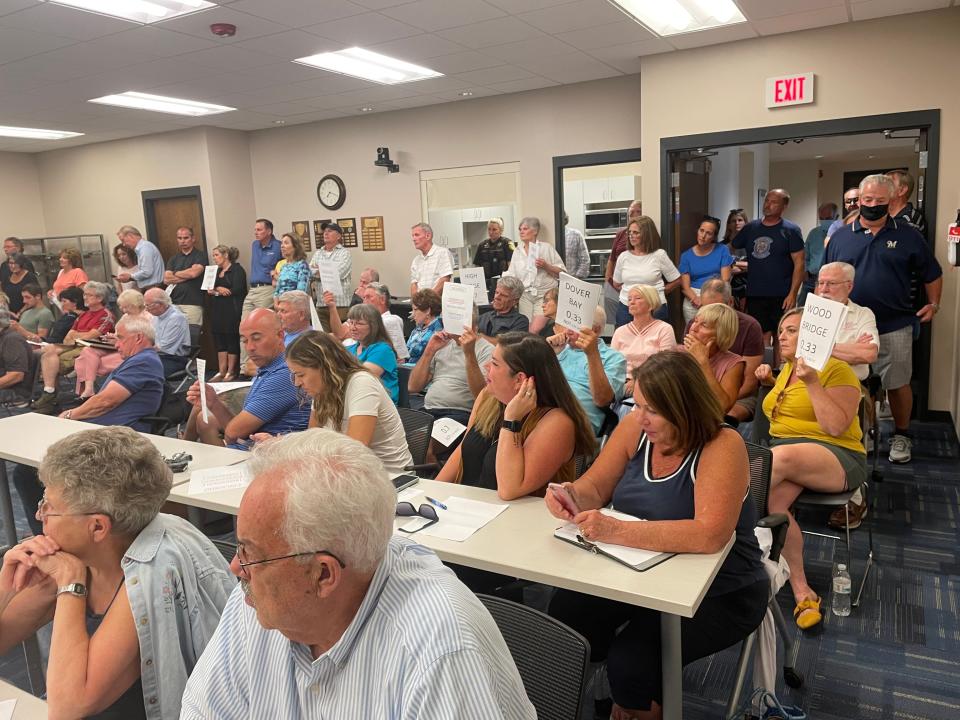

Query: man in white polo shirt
[409,222,452,298]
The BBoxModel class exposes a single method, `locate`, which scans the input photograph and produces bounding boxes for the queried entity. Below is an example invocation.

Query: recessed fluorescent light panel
[294,47,442,85]
[610,0,746,36]
[0,125,83,140]
[89,91,235,117]
[47,0,215,24]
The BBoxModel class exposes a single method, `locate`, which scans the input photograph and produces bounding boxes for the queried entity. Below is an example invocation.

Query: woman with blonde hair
[611,284,676,395]
[286,331,412,473]
[682,302,744,414]
[611,216,680,327]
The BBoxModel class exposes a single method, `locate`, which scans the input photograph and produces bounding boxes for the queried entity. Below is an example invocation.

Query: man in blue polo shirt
[239,218,280,370]
[824,174,942,464]
[732,189,805,346]
[185,308,310,449]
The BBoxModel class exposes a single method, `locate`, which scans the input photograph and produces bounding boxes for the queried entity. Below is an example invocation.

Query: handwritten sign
[441,282,474,336]
[309,300,323,332]
[459,267,489,305]
[556,272,600,332]
[797,294,847,371]
[200,265,218,291]
[196,358,209,422]
[317,261,341,297]
[432,417,467,447]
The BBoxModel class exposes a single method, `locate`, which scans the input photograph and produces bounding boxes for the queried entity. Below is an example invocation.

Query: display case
[18,235,110,291]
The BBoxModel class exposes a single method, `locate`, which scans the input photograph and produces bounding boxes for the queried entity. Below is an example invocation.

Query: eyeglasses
[235,543,346,578]
[36,494,105,523]
[396,502,438,534]
[627,230,642,237]
[769,390,787,422]
[816,280,849,288]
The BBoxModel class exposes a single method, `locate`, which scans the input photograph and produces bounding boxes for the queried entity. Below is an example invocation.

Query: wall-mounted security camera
[375,146,400,173]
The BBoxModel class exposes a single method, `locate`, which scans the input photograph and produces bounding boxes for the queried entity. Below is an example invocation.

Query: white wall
[0,152,46,239]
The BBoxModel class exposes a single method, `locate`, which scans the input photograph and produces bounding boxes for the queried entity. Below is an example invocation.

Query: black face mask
[859,203,888,222]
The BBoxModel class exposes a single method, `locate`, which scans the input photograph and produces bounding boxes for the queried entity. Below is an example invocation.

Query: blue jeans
[615,302,669,328]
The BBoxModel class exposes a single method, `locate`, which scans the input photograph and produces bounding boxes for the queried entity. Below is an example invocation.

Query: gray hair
[411,222,433,238]
[117,289,145,311]
[487,217,504,230]
[699,278,733,304]
[0,308,11,330]
[117,225,142,238]
[859,174,896,196]
[249,428,394,573]
[818,261,855,283]
[144,287,171,308]
[592,305,606,332]
[361,267,380,282]
[117,313,156,343]
[496,276,524,301]
[518,216,541,234]
[39,427,173,535]
[366,281,391,305]
[83,280,111,302]
[278,290,311,315]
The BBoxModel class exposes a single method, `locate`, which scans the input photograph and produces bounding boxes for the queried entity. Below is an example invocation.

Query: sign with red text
[765,72,814,109]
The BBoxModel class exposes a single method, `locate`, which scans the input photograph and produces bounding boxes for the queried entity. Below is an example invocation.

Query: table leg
[0,461,18,547]
[661,613,683,720]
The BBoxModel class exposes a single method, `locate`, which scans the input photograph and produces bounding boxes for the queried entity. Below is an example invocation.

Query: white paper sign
[459,267,489,305]
[441,282,474,336]
[309,301,323,332]
[317,261,341,296]
[210,381,254,394]
[525,242,539,273]
[0,698,16,720]
[797,294,847,371]
[165,283,176,297]
[431,417,467,447]
[187,463,252,496]
[200,265,218,291]
[196,358,209,423]
[556,272,601,332]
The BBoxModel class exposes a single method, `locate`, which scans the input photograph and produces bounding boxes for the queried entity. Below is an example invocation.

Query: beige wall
[641,7,960,424]
[248,75,642,293]
[817,154,919,212]
[204,128,257,262]
[769,160,818,234]
[0,152,45,239]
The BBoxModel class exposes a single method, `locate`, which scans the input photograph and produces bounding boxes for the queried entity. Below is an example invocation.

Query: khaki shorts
[58,346,83,373]
[875,325,913,391]
[770,437,867,491]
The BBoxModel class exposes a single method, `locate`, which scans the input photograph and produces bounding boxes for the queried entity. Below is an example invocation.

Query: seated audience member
[143,287,191,376]
[343,303,399,403]
[0,308,31,407]
[2,253,38,316]
[112,242,139,293]
[610,284,676,395]
[682,303,745,414]
[184,309,310,448]
[47,247,89,302]
[276,290,312,347]
[73,289,148,399]
[285,332,413,474]
[688,279,764,423]
[47,286,85,344]
[547,351,767,718]
[10,283,53,341]
[180,429,534,720]
[0,427,235,720]
[528,286,558,338]
[477,276,529,342]
[405,289,443,364]
[32,282,115,414]
[56,315,164,430]
[330,281,409,361]
[408,321,494,461]
[757,309,865,629]
[349,266,379,306]
[547,307,626,435]
[436,332,595,499]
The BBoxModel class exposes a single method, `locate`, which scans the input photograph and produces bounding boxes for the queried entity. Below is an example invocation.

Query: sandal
[222,373,236,382]
[209,372,224,382]
[793,596,822,629]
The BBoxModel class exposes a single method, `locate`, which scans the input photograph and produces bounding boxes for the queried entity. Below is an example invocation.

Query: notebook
[554,508,675,572]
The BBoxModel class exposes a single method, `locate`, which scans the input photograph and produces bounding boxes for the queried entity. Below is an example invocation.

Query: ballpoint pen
[424,496,447,511]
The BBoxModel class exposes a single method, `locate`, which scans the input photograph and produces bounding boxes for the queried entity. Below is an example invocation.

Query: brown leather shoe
[828,492,867,530]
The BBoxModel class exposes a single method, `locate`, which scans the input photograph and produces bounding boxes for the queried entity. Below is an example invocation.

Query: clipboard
[553,513,675,572]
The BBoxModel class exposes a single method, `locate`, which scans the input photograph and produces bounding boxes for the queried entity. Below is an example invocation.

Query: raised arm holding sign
[555,272,601,333]
[797,294,847,371]
[441,282,474,337]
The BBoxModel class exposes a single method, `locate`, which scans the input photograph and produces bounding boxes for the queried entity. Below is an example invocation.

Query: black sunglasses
[396,502,439,533]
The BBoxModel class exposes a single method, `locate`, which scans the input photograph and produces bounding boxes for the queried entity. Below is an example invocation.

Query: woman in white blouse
[611,216,680,328]
[503,216,566,320]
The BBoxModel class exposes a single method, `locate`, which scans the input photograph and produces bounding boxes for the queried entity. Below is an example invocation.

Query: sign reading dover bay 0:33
[766,72,814,109]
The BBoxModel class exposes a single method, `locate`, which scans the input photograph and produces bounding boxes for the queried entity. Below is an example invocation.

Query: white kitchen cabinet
[427,209,464,248]
[608,175,637,203]
[576,176,639,204]
[581,178,610,204]
[563,181,584,234]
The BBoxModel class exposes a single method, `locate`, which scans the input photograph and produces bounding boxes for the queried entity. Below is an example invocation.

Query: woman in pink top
[47,247,89,300]
[682,303,744,414]
[611,284,676,395]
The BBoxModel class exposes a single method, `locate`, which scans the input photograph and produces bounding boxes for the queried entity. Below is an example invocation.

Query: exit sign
[765,72,814,108]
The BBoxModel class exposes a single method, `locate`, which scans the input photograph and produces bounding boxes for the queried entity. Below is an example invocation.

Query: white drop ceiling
[0,0,955,152]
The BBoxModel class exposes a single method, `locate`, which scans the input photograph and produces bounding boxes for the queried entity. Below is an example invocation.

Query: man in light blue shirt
[116,225,165,289]
[181,429,534,720]
[144,287,191,376]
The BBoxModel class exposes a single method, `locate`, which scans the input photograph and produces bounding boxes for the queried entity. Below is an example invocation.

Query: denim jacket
[122,513,235,720]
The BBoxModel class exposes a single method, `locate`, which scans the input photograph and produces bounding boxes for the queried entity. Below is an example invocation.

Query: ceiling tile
[0,26,77,64]
[515,51,620,83]
[736,0,846,21]
[402,75,473,93]
[0,3,133,40]
[0,1,35,18]
[850,0,950,21]
[435,16,546,49]
[229,0,367,25]
[485,0,581,12]
[454,64,536,85]
[348,0,423,8]
[426,50,506,74]
[234,29,342,59]
[178,44,277,71]
[304,11,421,45]
[666,22,758,50]
[554,19,655,50]
[380,0,506,32]
[518,0,627,34]
[250,98,336,116]
[264,108,351,126]
[369,33,467,59]
[93,57,227,91]
[0,42,140,82]
[585,37,672,71]
[293,73,374,96]
[479,35,574,62]
[154,6,288,43]
[94,26,220,58]
[486,76,559,93]
[432,85,502,100]
[753,6,850,35]
[322,84,422,106]
[377,94,450,109]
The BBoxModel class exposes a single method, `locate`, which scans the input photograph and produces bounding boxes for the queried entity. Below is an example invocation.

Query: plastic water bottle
[832,564,851,617]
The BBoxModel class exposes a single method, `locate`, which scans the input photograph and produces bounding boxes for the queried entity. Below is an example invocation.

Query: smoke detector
[210,23,237,37]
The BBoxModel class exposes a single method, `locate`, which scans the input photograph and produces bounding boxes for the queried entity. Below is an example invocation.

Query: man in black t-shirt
[164,226,207,325]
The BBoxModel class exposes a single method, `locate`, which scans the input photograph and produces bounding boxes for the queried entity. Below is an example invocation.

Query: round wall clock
[317,174,346,210]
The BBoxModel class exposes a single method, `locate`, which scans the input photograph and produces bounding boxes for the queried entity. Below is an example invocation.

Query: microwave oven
[584,208,628,236]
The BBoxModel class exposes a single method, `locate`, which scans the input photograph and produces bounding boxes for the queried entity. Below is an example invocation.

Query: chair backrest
[396,364,412,409]
[477,593,590,720]
[398,407,433,465]
[188,323,202,348]
[750,385,772,446]
[743,440,773,518]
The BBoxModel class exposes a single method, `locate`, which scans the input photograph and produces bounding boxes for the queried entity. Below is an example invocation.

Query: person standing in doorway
[799,203,838,305]
[163,226,207,325]
[886,170,927,238]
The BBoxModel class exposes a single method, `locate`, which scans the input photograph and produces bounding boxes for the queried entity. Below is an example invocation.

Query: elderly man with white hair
[143,287,191,376]
[181,428,535,720]
[477,276,529,342]
[276,289,312,346]
[548,306,626,435]
[56,314,165,429]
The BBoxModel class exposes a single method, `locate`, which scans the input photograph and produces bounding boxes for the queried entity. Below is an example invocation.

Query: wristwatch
[930,302,940,312]
[64,410,72,420]
[57,583,87,598]
[502,419,523,433]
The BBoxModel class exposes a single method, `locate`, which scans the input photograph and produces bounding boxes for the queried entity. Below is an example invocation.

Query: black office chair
[139,380,190,436]
[398,407,438,477]
[169,324,203,393]
[397,364,412,409]
[477,593,591,720]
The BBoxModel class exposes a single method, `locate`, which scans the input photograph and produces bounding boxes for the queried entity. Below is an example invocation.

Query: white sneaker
[889,434,912,463]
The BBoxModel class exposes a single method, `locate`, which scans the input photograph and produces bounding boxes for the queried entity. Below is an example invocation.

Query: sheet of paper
[200,265,218,291]
[27,340,48,347]
[432,417,467,447]
[416,496,508,542]
[187,463,252,495]
[50,294,62,311]
[196,358,209,423]
[554,509,664,567]
[309,301,323,332]
[556,272,601,332]
[797,294,848,371]
[0,698,16,720]
[396,486,422,503]
[165,283,176,297]
[317,261,341,296]
[441,282,474,336]
[459,267,489,305]
[399,516,434,533]
[210,381,253,394]
[526,242,539,272]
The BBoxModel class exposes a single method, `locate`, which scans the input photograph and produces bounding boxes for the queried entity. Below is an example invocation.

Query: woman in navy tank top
[547,351,767,719]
